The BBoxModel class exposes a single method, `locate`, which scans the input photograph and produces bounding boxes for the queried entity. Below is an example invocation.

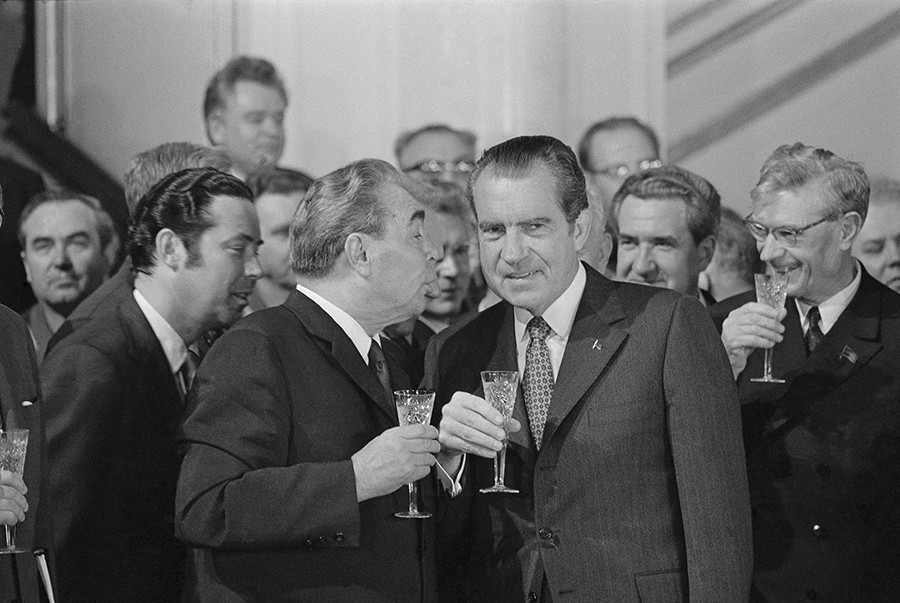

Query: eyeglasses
[743,212,842,246]
[586,159,662,179]
[405,160,476,175]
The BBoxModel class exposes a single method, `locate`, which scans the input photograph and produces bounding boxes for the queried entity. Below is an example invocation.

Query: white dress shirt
[133,289,187,375]
[295,284,382,364]
[795,261,862,336]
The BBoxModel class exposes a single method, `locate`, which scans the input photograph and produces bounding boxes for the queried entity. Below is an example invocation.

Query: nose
[757,234,784,264]
[245,253,263,279]
[632,244,657,278]
[422,231,440,264]
[500,230,527,265]
[887,237,900,266]
[52,243,72,269]
[437,249,460,278]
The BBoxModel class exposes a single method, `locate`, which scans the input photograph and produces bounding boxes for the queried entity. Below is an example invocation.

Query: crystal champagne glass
[479,371,520,494]
[393,390,435,519]
[750,272,790,383]
[0,429,29,554]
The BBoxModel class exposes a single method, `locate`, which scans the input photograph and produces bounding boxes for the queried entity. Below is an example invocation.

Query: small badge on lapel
[840,345,858,363]
[592,339,603,352]
[22,400,33,407]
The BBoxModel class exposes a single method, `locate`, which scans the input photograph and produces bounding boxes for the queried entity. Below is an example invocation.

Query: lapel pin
[22,400,33,407]
[840,346,858,363]
[592,339,603,352]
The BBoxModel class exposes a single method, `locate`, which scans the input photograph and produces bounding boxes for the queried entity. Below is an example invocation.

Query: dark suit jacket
[0,159,44,313]
[425,266,752,603]
[45,260,135,356]
[175,289,437,602]
[41,291,185,603]
[0,305,48,603]
[710,268,900,602]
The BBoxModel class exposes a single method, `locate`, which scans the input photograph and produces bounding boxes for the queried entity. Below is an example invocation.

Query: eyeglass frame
[404,159,476,175]
[584,158,663,179]
[742,211,844,247]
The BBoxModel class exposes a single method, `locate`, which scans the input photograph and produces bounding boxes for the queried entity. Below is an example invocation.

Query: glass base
[395,510,432,519]
[750,376,785,383]
[0,546,30,555]
[480,484,519,494]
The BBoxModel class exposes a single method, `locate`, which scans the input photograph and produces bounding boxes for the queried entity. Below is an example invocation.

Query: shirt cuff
[435,453,467,497]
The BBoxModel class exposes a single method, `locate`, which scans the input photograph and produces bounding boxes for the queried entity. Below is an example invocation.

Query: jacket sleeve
[664,295,753,601]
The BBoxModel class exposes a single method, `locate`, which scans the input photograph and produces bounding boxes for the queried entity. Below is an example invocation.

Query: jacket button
[316,535,327,544]
[304,539,314,548]
[815,463,831,477]
[527,592,538,603]
[812,524,829,540]
[332,532,345,543]
[805,588,822,600]
[538,527,553,540]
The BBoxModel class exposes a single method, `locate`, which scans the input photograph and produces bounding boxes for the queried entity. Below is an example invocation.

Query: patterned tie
[523,316,554,449]
[177,349,201,401]
[805,306,824,356]
[368,339,393,401]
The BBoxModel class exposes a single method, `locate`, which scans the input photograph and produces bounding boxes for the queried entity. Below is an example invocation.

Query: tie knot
[527,316,550,341]
[808,306,821,328]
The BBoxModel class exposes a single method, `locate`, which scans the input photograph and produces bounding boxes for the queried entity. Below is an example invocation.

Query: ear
[207,110,226,146]
[155,229,187,270]
[598,231,614,275]
[344,233,372,277]
[838,211,863,250]
[572,207,592,254]
[696,235,716,272]
[20,250,32,283]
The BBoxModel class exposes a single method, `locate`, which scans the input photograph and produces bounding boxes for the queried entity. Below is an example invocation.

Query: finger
[399,424,439,440]
[438,429,500,458]
[446,392,505,427]
[408,452,437,467]
[441,407,506,443]
[406,439,442,454]
[0,471,26,494]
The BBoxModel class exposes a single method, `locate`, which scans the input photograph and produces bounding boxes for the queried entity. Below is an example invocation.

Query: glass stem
[763,348,774,380]
[407,482,418,514]
[5,525,15,549]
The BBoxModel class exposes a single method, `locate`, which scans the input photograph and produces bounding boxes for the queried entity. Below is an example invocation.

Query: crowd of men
[1,54,899,603]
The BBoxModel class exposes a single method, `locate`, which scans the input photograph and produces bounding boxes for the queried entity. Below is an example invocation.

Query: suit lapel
[542,270,627,447]
[284,291,397,423]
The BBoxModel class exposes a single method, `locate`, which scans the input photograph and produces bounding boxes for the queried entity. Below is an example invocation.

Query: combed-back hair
[467,135,588,226]
[577,116,661,171]
[751,142,869,221]
[124,143,231,213]
[128,167,252,273]
[394,124,477,164]
[611,165,721,245]
[246,167,315,200]
[290,158,428,278]
[19,189,119,257]
[203,56,287,140]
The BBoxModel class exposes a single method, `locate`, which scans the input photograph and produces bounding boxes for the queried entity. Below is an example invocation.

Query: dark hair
[124,143,231,213]
[611,165,720,245]
[467,135,588,226]
[128,168,252,273]
[394,124,477,164]
[19,189,119,255]
[203,56,287,140]
[291,159,428,278]
[246,167,315,200]
[751,143,869,221]
[578,116,661,171]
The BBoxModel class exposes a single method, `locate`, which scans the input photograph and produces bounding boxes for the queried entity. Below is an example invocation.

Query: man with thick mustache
[41,168,262,602]
[711,143,900,602]
[176,159,442,601]
[428,135,751,602]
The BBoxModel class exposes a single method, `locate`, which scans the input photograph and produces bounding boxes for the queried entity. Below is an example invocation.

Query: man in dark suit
[175,159,441,602]
[41,168,261,602]
[1,190,50,603]
[711,143,900,602]
[427,136,751,603]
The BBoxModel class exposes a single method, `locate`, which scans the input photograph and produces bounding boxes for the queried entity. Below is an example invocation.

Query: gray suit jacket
[426,266,752,603]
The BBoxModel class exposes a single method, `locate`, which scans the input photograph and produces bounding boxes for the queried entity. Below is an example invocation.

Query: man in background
[204,56,288,181]
[42,168,261,603]
[176,159,441,601]
[701,206,760,302]
[47,142,230,351]
[612,165,719,303]
[430,135,750,602]
[18,190,118,360]
[712,143,900,601]
[851,176,900,292]
[396,124,477,192]
[245,166,314,310]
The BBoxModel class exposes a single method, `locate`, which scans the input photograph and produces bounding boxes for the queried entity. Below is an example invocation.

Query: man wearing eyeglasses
[395,124,478,192]
[710,143,900,602]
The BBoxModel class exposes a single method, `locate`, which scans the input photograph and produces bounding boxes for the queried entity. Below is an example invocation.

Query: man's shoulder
[68,265,134,324]
[47,292,143,359]
[0,303,30,342]
[709,290,756,323]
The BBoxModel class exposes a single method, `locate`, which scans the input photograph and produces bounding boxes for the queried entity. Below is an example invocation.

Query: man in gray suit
[427,135,751,603]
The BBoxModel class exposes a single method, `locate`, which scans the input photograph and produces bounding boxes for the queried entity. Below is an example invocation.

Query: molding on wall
[667,0,737,37]
[669,7,900,163]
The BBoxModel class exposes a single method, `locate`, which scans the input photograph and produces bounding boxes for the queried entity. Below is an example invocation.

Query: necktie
[805,306,824,356]
[523,316,554,449]
[368,339,393,401]
[177,349,201,401]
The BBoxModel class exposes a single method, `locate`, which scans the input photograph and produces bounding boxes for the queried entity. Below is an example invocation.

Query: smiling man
[176,159,442,602]
[18,190,118,360]
[711,143,900,602]
[612,165,720,303]
[41,168,261,603]
[427,135,750,603]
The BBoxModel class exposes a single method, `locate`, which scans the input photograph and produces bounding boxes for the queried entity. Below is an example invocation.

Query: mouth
[231,291,252,305]
[771,263,801,276]
[504,270,540,281]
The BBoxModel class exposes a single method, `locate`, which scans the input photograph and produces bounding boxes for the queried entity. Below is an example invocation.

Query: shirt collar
[795,260,862,334]
[514,263,587,344]
[295,284,379,364]
[133,289,187,374]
